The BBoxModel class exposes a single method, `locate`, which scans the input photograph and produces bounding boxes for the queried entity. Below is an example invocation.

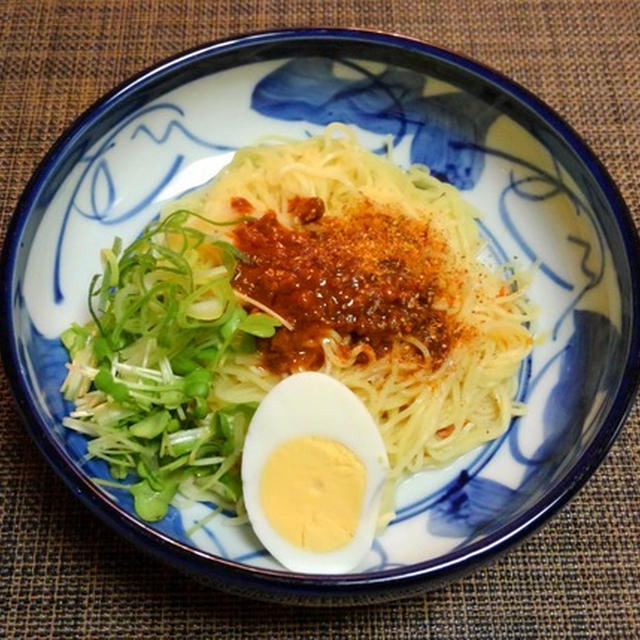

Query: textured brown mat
[1,0,640,638]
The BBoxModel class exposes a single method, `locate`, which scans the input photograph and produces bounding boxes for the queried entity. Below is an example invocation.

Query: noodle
[171,124,534,479]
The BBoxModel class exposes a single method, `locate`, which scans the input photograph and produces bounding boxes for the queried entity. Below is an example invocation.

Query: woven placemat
[1,1,639,637]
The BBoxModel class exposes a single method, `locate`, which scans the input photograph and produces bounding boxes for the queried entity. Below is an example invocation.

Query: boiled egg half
[241,372,389,574]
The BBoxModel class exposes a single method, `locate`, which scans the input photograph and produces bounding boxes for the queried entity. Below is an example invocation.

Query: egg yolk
[260,436,367,553]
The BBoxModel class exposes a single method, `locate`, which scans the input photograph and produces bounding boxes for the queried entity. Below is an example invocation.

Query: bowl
[2,28,639,605]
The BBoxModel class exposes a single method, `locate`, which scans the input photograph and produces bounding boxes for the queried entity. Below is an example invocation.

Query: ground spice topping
[232,198,464,374]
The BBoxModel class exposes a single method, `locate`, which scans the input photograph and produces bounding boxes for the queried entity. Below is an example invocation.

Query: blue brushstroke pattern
[499,173,574,290]
[406,92,498,188]
[364,540,406,573]
[90,159,116,220]
[54,103,183,302]
[76,155,184,226]
[131,120,235,151]
[509,309,621,469]
[251,58,499,190]
[198,521,229,558]
[54,104,233,302]
[431,310,620,539]
[536,309,621,463]
[19,296,74,423]
[429,472,519,538]
[232,549,270,564]
[459,142,605,337]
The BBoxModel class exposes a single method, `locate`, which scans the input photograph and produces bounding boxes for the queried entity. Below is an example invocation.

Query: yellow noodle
[168,124,534,478]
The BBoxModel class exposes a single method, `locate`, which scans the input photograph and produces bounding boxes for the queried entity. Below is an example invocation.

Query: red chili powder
[232,198,464,374]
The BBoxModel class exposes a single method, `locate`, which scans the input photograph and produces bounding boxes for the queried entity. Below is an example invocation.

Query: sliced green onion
[129,410,171,439]
[59,209,274,523]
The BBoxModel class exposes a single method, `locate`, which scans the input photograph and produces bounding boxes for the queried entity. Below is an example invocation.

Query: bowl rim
[2,27,640,597]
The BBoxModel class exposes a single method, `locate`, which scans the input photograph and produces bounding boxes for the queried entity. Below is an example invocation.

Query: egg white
[241,371,389,574]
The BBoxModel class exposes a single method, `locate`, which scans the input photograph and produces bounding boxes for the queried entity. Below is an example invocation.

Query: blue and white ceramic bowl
[2,29,640,605]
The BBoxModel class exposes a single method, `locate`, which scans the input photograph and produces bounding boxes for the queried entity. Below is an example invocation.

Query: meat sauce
[232,197,463,374]
[230,197,254,214]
